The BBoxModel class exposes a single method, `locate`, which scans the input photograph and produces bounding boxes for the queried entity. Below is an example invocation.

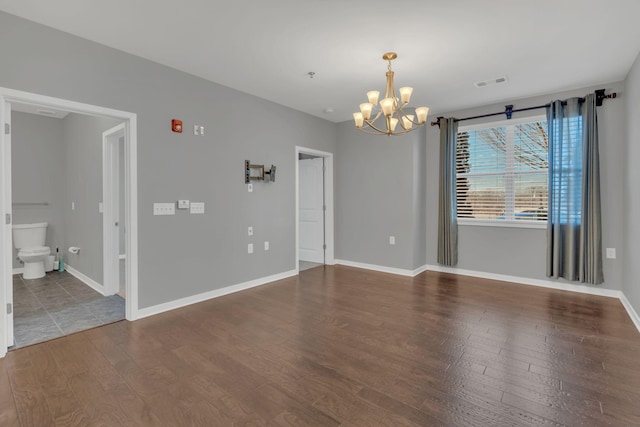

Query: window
[456,116,548,225]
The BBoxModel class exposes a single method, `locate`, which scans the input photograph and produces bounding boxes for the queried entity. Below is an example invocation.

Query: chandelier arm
[368,109,384,124]
[362,120,390,135]
[356,126,417,136]
[396,107,424,125]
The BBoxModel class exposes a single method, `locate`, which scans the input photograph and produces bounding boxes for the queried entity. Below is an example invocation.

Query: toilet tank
[12,222,48,249]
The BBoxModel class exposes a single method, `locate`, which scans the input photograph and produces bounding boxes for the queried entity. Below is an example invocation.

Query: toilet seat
[18,246,50,256]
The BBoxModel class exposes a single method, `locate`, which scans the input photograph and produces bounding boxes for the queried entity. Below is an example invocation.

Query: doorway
[295,147,334,273]
[0,88,139,356]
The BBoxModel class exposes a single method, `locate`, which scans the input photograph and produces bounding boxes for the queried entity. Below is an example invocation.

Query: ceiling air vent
[474,76,508,88]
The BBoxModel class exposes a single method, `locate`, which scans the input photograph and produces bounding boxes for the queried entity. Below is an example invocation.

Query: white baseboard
[335,259,427,277]
[136,269,298,319]
[424,264,622,298]
[65,264,105,295]
[619,293,640,333]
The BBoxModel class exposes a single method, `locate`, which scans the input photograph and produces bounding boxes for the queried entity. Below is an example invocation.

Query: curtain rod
[430,89,617,127]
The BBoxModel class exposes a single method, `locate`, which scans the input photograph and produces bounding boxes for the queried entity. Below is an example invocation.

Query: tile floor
[12,271,125,348]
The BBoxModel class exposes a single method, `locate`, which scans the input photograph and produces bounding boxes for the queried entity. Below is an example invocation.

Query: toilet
[13,222,51,280]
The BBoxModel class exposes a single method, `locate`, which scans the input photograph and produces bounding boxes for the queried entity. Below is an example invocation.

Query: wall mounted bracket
[245,160,276,184]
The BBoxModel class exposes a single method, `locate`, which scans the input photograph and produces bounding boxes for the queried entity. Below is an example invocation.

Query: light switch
[72,201,75,211]
[178,200,190,209]
[248,226,253,236]
[248,183,253,193]
[190,202,205,214]
[153,203,175,216]
[99,202,103,213]
[389,236,396,245]
[606,248,616,259]
[248,243,254,254]
[264,241,269,251]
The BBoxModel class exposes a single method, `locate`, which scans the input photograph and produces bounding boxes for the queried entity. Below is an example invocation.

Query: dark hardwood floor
[1,266,639,426]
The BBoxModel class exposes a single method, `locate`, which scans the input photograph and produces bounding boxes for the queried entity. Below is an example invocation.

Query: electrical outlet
[153,203,175,216]
[248,243,254,254]
[264,241,269,251]
[389,236,396,245]
[248,226,253,236]
[190,202,205,214]
[178,200,190,209]
[606,248,616,259]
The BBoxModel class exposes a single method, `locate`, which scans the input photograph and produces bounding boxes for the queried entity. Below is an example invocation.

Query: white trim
[1,100,12,353]
[424,264,622,298]
[12,268,23,275]
[295,147,335,275]
[65,264,105,295]
[0,87,139,357]
[102,123,125,296]
[335,259,427,277]
[137,269,297,319]
[619,293,640,333]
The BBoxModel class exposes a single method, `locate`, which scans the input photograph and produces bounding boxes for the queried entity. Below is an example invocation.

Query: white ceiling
[1,0,639,123]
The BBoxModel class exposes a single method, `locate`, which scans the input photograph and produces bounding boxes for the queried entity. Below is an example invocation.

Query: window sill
[458,219,547,229]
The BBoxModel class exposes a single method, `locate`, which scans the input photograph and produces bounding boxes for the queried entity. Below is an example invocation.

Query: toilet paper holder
[68,246,81,254]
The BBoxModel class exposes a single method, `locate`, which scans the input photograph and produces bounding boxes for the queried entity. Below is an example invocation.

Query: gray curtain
[546,94,603,284]
[438,117,458,266]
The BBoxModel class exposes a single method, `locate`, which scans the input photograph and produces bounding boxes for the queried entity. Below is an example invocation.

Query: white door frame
[102,124,125,296]
[295,146,334,273]
[0,87,139,357]
[1,101,12,348]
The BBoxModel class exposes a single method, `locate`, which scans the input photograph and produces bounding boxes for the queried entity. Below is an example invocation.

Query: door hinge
[6,303,12,315]
[323,205,326,211]
[4,123,9,134]
[323,244,327,250]
[5,213,10,225]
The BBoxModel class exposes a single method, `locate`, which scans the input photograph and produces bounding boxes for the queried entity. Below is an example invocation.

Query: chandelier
[353,52,429,136]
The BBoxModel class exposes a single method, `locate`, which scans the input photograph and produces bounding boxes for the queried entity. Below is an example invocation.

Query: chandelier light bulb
[399,87,413,104]
[415,107,429,124]
[367,91,380,106]
[380,98,394,116]
[353,112,364,128]
[359,103,373,120]
[389,117,399,132]
[402,114,414,130]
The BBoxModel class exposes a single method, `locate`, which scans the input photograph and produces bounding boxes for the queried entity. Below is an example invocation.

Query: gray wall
[335,122,426,270]
[11,112,66,269]
[425,82,626,292]
[623,52,640,314]
[0,11,336,309]
[63,113,121,283]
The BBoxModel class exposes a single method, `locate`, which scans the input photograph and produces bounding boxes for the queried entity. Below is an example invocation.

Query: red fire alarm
[171,119,183,133]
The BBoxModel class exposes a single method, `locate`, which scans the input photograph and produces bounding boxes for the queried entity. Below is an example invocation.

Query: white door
[2,102,13,347]
[299,157,324,263]
[102,124,125,296]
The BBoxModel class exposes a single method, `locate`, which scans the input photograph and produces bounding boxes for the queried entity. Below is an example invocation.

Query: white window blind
[456,118,548,222]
